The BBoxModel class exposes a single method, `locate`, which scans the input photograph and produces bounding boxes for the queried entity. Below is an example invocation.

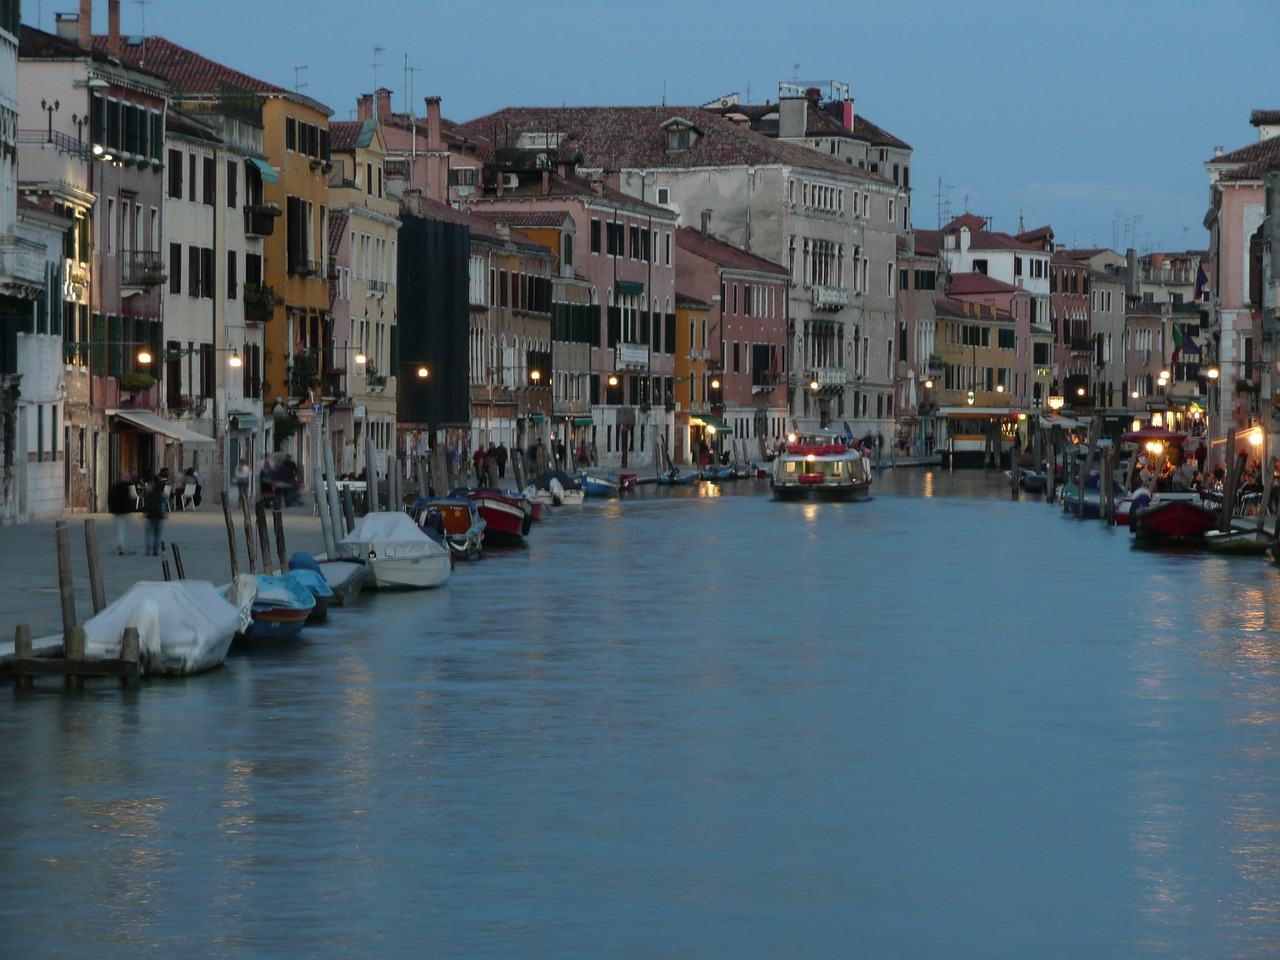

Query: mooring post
[55,520,76,642]
[84,518,106,614]
[255,499,274,576]
[65,625,86,690]
[14,624,32,689]
[171,542,186,580]
[241,492,258,575]
[120,626,140,686]
[220,491,240,579]
[273,507,288,573]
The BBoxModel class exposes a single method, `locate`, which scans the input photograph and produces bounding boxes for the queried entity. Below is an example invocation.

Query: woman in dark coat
[142,478,167,556]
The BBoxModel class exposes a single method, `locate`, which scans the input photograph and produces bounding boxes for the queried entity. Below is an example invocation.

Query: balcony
[808,366,846,390]
[615,342,650,371]
[120,250,166,290]
[0,236,46,297]
[367,279,387,298]
[1068,337,1094,354]
[244,204,281,237]
[243,283,283,324]
[752,372,782,393]
[810,285,849,310]
[552,398,591,417]
[288,259,324,278]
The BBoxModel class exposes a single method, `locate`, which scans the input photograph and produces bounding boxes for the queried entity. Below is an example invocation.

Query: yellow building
[675,293,716,465]
[328,116,400,476]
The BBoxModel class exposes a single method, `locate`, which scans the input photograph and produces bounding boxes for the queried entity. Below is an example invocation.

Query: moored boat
[579,469,621,498]
[411,497,486,560]
[1131,496,1218,545]
[230,573,316,643]
[82,579,246,675]
[456,488,531,546]
[528,470,585,506]
[1205,520,1275,555]
[281,556,336,621]
[338,511,452,588]
[769,429,872,501]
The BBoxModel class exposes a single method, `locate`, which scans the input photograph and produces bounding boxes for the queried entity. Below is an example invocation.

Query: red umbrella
[1121,425,1186,444]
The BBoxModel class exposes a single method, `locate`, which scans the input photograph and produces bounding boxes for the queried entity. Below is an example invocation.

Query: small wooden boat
[655,468,697,486]
[1131,496,1218,545]
[1205,521,1274,555]
[528,471,585,506]
[231,573,316,643]
[579,469,621,498]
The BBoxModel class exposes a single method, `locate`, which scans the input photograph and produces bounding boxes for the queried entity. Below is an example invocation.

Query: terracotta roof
[852,114,910,150]
[469,210,573,230]
[948,272,1020,295]
[330,121,361,152]
[1016,226,1054,246]
[1206,134,1280,173]
[414,198,548,253]
[1251,110,1280,127]
[20,25,167,83]
[675,227,787,276]
[89,34,332,116]
[328,210,348,260]
[457,105,889,183]
[940,214,1049,254]
[676,291,715,309]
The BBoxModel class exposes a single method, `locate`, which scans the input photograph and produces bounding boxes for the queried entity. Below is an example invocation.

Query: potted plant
[119,371,156,395]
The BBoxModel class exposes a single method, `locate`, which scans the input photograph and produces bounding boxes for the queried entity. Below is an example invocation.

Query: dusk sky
[27,0,1274,255]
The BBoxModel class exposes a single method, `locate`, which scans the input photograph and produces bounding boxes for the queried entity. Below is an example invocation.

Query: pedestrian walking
[494,441,508,478]
[142,477,167,556]
[234,458,251,504]
[107,472,136,555]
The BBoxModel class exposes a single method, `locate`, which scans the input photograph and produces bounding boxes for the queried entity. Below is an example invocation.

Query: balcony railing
[0,236,46,290]
[810,285,849,310]
[288,259,324,278]
[17,129,90,160]
[810,366,846,388]
[367,279,387,297]
[615,342,650,370]
[552,398,591,417]
[120,250,166,288]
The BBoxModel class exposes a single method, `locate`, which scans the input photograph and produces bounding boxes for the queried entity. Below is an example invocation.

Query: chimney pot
[108,0,121,58]
[78,0,91,50]
[375,87,392,120]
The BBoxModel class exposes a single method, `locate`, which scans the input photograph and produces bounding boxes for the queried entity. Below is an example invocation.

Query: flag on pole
[1171,323,1184,363]
[1194,262,1209,301]
[1182,327,1202,356]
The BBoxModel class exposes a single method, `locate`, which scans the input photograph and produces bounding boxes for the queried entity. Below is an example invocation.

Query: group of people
[107,466,202,556]
[233,454,300,506]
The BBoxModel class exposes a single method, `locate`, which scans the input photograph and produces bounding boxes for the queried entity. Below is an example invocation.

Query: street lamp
[1047,396,1065,412]
[41,98,59,142]
[965,389,975,406]
[417,365,429,379]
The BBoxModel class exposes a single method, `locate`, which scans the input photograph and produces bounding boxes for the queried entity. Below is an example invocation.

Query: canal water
[4,469,1280,959]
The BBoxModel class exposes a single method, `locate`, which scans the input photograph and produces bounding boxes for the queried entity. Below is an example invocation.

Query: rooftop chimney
[1213,145,1224,157]
[375,87,392,120]
[424,96,442,151]
[701,209,712,238]
[78,0,92,50]
[778,96,807,140]
[107,0,121,59]
[495,221,510,241]
[54,12,80,42]
[357,93,373,122]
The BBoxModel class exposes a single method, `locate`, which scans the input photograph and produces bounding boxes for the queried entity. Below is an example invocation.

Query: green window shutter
[107,315,122,377]
[91,314,106,377]
[607,306,620,347]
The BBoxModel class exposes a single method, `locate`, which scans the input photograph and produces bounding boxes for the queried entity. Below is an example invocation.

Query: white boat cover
[83,580,246,675]
[338,511,449,561]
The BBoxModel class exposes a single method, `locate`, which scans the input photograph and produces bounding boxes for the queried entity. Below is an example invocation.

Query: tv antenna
[372,45,386,97]
[293,66,308,92]
[403,53,422,118]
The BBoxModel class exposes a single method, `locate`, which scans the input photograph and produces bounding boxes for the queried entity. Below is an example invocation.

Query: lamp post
[41,98,59,142]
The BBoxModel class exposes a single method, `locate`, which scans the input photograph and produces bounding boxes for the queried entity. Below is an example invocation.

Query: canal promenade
[0,502,327,652]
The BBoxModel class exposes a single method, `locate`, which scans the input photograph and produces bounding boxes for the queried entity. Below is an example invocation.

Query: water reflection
[5,473,1280,957]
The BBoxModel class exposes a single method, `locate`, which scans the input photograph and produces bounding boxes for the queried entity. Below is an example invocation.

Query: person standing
[107,473,135,555]
[494,441,508,479]
[234,458,251,504]
[142,477,167,556]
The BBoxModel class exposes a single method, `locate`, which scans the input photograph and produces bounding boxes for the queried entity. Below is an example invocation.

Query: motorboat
[412,497,486,560]
[1004,467,1048,493]
[1205,519,1275,555]
[290,552,369,606]
[579,469,621,498]
[82,579,247,675]
[457,488,532,546]
[338,511,453,588]
[770,429,873,501]
[528,470,585,506]
[1059,473,1125,520]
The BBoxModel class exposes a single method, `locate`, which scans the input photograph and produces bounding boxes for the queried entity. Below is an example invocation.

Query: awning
[247,156,279,184]
[573,416,594,426]
[690,412,729,431]
[616,280,644,296]
[530,413,545,423]
[110,409,215,445]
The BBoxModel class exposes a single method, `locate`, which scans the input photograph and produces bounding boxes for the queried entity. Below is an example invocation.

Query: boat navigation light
[787,432,797,444]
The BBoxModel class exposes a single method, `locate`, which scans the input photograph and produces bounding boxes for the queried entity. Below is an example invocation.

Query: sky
[26,0,1276,255]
